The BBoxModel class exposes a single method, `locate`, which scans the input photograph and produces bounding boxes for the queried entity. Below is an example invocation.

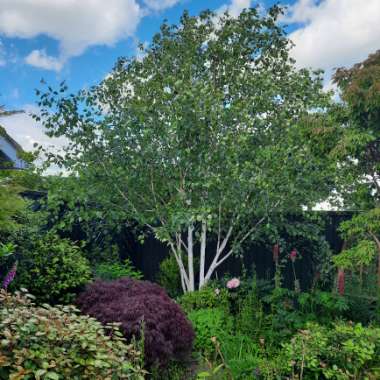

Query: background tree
[332,51,380,298]
[36,6,336,292]
[333,50,380,208]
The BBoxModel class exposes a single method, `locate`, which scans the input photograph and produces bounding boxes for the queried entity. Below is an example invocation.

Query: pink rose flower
[226,278,240,289]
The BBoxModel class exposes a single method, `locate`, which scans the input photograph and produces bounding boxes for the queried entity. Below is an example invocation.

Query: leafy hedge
[13,234,91,304]
[0,289,145,379]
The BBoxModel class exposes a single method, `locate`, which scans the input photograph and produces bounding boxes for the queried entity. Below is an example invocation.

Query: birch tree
[36,6,336,292]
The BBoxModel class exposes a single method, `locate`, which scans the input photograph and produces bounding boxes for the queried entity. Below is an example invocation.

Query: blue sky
[0,0,379,151]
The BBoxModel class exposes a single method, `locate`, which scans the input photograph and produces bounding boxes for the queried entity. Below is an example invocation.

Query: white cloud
[0,0,184,71]
[218,0,253,18]
[143,0,180,11]
[287,0,380,71]
[25,49,63,71]
[0,0,143,70]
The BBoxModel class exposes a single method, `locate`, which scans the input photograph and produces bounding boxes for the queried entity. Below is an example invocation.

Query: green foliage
[334,239,376,269]
[343,270,379,324]
[151,361,190,380]
[13,234,92,304]
[188,308,232,356]
[282,321,380,379]
[219,334,261,380]
[196,362,225,380]
[94,258,143,281]
[179,286,229,314]
[36,6,337,290]
[0,174,28,240]
[333,51,380,208]
[335,209,380,289]
[0,289,145,380]
[297,290,349,321]
[261,288,349,344]
[0,242,15,260]
[235,277,266,339]
[156,255,182,298]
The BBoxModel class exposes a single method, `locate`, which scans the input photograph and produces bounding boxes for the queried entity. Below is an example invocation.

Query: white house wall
[0,136,27,169]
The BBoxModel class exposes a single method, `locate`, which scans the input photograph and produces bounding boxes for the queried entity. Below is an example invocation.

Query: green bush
[94,258,143,281]
[179,286,229,314]
[281,321,380,379]
[235,278,266,340]
[156,255,182,298]
[13,234,92,304]
[188,307,232,356]
[219,334,261,380]
[261,288,349,344]
[0,289,145,380]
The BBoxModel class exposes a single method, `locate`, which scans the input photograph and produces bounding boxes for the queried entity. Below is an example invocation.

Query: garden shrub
[219,334,261,380]
[281,321,380,379]
[76,278,194,368]
[13,233,92,304]
[235,279,266,339]
[179,286,229,314]
[156,254,182,298]
[0,289,145,380]
[94,258,143,280]
[188,307,232,356]
[261,288,348,344]
[150,361,192,380]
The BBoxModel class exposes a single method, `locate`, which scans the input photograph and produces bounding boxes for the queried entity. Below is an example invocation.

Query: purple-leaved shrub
[76,278,194,367]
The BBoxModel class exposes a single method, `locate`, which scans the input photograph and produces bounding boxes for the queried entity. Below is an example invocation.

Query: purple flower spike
[2,261,18,290]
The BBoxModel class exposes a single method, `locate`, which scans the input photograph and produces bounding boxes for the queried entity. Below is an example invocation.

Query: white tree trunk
[204,226,233,284]
[170,234,190,293]
[199,221,207,288]
[187,225,195,291]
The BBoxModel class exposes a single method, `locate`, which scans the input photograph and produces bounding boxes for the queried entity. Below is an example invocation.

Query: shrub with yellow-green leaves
[13,233,92,304]
[0,290,146,380]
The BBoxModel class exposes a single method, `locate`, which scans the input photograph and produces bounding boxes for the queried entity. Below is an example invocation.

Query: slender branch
[169,237,190,292]
[215,215,266,268]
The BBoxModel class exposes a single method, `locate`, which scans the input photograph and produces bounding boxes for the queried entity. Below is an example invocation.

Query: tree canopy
[333,50,380,208]
[36,6,337,291]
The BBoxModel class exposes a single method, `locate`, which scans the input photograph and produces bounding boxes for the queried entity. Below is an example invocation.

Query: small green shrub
[261,288,349,344]
[94,258,143,280]
[219,334,261,380]
[151,361,191,380]
[156,255,182,298]
[13,234,92,304]
[281,321,380,379]
[179,286,229,314]
[235,278,266,339]
[188,307,232,356]
[0,289,145,380]
[297,290,349,322]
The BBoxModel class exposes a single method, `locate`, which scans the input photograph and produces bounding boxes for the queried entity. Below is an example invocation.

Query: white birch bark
[187,225,195,291]
[199,220,207,288]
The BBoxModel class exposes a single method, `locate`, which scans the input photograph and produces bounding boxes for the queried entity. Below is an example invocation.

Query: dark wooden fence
[115,212,352,290]
[20,190,354,290]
